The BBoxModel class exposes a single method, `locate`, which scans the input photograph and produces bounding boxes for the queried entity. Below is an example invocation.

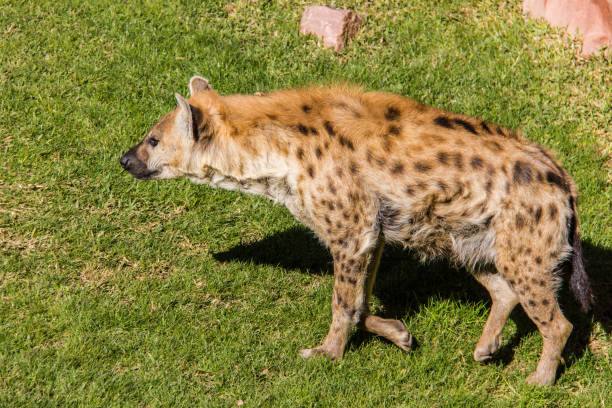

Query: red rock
[299,6,363,52]
[523,0,612,56]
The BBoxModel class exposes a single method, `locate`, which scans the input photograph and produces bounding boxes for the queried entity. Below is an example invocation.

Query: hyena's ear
[189,76,212,96]
[174,93,195,141]
[175,93,211,142]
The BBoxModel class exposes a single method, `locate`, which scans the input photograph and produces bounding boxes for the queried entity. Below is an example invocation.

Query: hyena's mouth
[119,152,160,180]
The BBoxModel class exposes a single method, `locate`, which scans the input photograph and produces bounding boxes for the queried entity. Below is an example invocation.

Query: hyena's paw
[393,331,414,352]
[525,359,559,386]
[473,334,502,362]
[525,370,556,386]
[384,319,414,352]
[299,345,343,361]
[360,316,414,353]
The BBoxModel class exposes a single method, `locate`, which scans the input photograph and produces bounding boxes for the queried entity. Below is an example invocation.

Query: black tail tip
[570,242,593,314]
[570,277,593,314]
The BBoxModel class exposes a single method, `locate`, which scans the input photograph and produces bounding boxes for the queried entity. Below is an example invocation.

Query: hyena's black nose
[119,153,131,170]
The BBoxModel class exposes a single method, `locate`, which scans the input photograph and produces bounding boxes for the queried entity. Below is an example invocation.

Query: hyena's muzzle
[119,143,158,180]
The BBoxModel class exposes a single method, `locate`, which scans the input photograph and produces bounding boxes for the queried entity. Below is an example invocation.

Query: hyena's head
[120,76,213,180]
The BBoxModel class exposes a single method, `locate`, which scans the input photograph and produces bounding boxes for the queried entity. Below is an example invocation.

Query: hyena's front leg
[299,232,380,361]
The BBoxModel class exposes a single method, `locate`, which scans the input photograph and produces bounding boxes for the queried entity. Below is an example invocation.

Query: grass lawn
[1,0,610,406]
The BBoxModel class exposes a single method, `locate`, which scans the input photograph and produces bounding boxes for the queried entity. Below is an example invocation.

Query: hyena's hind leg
[495,225,573,385]
[357,237,414,352]
[471,269,519,361]
[502,261,572,385]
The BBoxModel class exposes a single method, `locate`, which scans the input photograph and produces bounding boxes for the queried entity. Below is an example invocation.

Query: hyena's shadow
[213,226,611,367]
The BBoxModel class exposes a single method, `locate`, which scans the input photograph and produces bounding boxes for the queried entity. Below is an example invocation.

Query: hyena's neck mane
[186,92,297,205]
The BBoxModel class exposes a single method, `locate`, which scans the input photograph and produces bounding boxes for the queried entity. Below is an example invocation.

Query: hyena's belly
[377,196,497,266]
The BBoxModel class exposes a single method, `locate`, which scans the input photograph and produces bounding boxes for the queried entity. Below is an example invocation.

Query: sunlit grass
[1,1,610,406]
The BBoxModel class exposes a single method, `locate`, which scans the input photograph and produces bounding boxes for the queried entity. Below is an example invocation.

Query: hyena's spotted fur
[120,77,593,386]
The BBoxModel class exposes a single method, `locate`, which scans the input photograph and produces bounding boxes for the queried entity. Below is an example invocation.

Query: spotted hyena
[120,77,593,386]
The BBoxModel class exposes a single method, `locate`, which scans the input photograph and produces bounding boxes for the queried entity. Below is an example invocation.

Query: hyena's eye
[148,137,159,147]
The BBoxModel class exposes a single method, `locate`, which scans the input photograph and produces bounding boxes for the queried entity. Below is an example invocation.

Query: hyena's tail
[568,195,593,313]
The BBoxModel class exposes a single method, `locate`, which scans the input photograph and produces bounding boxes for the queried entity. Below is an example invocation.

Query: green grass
[1,0,610,406]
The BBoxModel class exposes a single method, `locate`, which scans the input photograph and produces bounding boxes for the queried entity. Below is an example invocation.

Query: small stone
[299,6,363,52]
[523,0,612,57]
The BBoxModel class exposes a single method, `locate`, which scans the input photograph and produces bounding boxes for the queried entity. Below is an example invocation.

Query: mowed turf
[1,0,610,406]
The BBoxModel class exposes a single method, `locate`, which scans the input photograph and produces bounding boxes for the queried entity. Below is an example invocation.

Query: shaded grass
[1,0,610,406]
